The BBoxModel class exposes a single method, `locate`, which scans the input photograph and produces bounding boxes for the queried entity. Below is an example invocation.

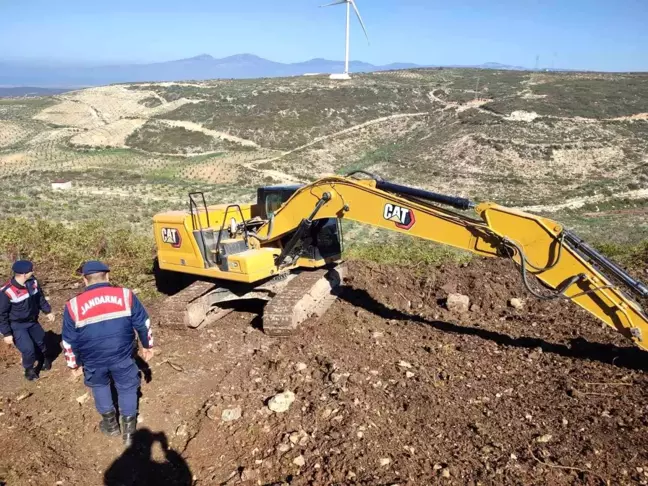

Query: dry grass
[0,67,647,248]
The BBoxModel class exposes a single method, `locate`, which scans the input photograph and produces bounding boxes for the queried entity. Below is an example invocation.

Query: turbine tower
[320,0,369,80]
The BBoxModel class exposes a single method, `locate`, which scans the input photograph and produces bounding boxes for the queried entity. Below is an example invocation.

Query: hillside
[1,68,647,246]
[1,68,648,486]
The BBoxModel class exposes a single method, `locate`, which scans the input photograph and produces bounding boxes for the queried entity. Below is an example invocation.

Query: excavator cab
[256,183,343,262]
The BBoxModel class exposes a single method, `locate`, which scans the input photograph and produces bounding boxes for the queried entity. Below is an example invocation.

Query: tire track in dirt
[249,112,431,166]
[427,90,493,113]
[430,89,648,124]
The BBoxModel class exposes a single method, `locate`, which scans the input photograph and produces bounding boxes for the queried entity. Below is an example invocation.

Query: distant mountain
[0,54,548,88]
[434,62,528,71]
[0,54,422,87]
[475,62,528,70]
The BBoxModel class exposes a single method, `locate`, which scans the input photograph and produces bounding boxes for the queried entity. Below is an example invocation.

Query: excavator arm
[250,173,648,351]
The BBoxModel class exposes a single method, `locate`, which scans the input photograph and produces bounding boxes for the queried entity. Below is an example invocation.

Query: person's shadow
[34,331,63,374]
[103,428,192,486]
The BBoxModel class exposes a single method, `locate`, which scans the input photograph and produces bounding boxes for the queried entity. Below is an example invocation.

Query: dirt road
[0,260,646,485]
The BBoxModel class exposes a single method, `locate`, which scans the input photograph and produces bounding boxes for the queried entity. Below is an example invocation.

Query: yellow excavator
[152,171,648,352]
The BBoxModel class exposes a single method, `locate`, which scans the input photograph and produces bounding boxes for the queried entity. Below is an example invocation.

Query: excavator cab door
[257,184,342,261]
[265,192,285,219]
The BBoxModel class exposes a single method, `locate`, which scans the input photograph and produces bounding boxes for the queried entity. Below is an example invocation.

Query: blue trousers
[83,357,140,417]
[12,322,47,369]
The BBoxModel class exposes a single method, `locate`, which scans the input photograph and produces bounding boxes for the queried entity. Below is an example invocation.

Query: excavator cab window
[265,193,285,218]
[257,184,304,218]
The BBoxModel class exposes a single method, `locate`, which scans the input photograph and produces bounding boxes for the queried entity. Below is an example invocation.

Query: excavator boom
[248,173,648,351]
[154,172,648,351]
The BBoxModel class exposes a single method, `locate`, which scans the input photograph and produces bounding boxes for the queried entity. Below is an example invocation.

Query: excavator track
[158,279,218,330]
[263,264,347,336]
[157,271,307,331]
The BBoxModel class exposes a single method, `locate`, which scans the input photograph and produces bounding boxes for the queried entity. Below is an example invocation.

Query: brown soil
[0,259,647,486]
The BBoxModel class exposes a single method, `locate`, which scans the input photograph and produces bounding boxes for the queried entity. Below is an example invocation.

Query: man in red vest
[62,261,154,446]
[0,260,55,381]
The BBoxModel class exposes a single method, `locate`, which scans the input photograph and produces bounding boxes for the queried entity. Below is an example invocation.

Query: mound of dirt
[0,260,646,486]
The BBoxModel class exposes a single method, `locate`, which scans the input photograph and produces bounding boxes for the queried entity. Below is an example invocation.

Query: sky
[1,0,647,71]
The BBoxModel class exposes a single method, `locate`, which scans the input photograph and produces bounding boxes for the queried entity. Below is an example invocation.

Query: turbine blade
[350,0,370,44]
[319,0,346,7]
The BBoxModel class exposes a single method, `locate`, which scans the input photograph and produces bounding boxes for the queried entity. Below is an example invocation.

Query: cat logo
[161,228,182,248]
[383,203,416,230]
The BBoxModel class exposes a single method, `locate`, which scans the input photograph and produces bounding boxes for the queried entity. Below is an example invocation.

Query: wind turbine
[320,0,369,80]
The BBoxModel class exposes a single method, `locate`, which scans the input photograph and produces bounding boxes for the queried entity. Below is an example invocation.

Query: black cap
[81,260,110,276]
[12,260,33,274]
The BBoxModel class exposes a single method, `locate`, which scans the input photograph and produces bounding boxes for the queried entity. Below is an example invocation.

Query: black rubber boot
[24,367,38,381]
[99,411,121,437]
[41,357,52,371]
[120,415,137,446]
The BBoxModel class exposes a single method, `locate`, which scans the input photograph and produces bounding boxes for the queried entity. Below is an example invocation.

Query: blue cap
[81,260,110,276]
[12,260,33,274]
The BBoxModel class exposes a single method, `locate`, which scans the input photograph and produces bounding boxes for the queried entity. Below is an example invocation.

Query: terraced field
[1,69,647,245]
[1,69,648,486]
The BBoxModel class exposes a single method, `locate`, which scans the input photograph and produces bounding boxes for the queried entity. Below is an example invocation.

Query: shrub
[0,218,156,296]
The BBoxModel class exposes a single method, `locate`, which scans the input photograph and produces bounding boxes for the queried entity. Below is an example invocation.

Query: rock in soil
[240,468,258,481]
[268,391,295,413]
[221,406,242,422]
[536,434,553,443]
[446,293,470,312]
[76,392,90,405]
[206,404,220,420]
[289,430,309,446]
[293,455,305,467]
[509,297,524,309]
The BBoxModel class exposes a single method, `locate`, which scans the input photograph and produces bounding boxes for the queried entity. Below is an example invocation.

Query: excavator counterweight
[153,172,648,351]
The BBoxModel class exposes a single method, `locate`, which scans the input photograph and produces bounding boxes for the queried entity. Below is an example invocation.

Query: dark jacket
[61,282,153,369]
[0,277,52,336]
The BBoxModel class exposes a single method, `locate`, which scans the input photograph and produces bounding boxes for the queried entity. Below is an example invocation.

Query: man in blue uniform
[0,260,55,381]
[62,261,155,446]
